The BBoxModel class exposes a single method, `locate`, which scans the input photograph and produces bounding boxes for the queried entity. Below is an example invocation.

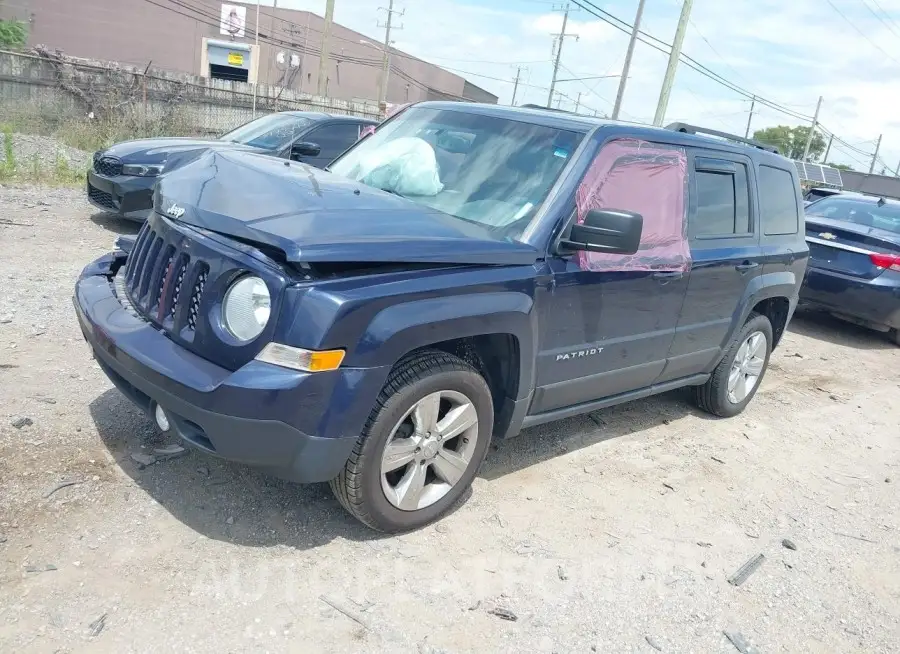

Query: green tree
[0,19,27,50]
[753,125,827,160]
[825,162,854,171]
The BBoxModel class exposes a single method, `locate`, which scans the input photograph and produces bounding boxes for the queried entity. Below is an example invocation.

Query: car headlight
[222,276,271,341]
[122,163,165,177]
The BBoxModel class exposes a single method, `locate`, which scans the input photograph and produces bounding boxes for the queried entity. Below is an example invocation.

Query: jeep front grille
[124,222,209,332]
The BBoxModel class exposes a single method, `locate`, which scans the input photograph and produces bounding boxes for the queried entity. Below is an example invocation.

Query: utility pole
[377,0,403,109]
[612,0,646,121]
[547,3,578,108]
[653,0,693,126]
[252,0,261,117]
[744,96,755,138]
[801,95,823,162]
[869,133,882,174]
[511,66,523,106]
[317,0,335,96]
[823,133,833,162]
[555,93,563,108]
[574,91,582,112]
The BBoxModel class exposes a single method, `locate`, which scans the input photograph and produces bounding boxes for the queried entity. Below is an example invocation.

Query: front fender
[347,291,537,399]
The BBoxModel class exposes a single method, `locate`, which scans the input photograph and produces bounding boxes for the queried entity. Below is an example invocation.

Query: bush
[0,20,27,50]
[0,126,15,180]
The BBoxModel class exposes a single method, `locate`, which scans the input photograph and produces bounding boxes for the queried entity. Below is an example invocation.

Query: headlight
[122,163,165,177]
[222,276,271,341]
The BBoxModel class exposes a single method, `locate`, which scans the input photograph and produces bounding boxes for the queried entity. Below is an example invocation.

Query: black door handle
[735,261,759,273]
[652,271,684,284]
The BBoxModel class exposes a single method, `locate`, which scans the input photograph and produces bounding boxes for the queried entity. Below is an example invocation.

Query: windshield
[807,197,900,234]
[220,114,312,150]
[329,107,584,239]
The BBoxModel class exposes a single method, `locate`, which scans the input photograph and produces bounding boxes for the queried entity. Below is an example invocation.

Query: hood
[154,149,539,266]
[101,137,266,164]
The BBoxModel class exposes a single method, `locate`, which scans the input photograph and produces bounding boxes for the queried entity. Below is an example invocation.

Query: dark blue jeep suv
[73,103,808,532]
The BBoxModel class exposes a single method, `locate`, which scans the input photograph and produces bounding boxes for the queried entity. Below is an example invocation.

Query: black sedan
[800,193,900,344]
[87,111,378,221]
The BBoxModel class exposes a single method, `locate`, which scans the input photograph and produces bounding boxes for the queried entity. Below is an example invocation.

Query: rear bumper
[800,266,900,330]
[73,256,388,483]
[86,170,154,222]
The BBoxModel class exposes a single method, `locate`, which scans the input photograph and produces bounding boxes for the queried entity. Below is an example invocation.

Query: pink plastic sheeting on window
[576,138,690,273]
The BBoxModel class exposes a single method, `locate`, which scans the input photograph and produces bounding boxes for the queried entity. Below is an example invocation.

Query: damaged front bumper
[73,253,363,483]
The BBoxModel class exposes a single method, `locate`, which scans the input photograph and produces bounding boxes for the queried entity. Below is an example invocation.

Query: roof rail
[520,103,573,114]
[665,122,779,154]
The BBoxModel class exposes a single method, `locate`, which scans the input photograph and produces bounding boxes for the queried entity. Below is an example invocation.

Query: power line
[858,0,900,38]
[869,0,900,32]
[567,0,889,166]
[146,0,529,100]
[823,0,900,64]
[570,0,816,123]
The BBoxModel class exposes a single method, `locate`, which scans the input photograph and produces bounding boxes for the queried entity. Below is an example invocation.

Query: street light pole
[801,95,823,162]
[252,0,261,117]
[612,0,646,121]
[869,133,883,174]
[317,0,335,96]
[653,0,693,126]
[511,66,523,106]
[744,96,755,139]
[377,0,403,109]
[547,3,577,107]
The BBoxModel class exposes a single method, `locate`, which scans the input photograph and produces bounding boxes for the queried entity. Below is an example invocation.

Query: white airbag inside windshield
[353,136,444,197]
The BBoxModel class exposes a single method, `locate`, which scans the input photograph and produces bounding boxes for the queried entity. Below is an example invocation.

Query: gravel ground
[1,185,899,653]
[0,134,91,172]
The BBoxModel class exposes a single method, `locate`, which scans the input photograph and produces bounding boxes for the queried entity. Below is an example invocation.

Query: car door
[529,138,691,416]
[663,150,764,380]
[292,122,364,168]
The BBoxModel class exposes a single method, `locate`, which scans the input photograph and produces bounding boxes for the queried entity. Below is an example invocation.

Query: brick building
[1,0,497,105]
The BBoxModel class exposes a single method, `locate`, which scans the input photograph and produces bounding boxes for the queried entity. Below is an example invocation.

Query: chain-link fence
[0,48,381,150]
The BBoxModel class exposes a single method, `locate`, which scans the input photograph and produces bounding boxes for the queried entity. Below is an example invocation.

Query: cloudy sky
[281,0,900,172]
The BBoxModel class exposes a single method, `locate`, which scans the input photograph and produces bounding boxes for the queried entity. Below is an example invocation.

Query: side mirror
[291,142,321,158]
[561,209,643,255]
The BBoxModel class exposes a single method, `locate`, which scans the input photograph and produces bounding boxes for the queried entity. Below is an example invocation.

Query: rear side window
[693,159,751,237]
[304,123,365,160]
[759,165,800,235]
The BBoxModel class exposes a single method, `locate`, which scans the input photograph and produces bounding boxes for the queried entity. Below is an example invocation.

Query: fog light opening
[154,403,171,432]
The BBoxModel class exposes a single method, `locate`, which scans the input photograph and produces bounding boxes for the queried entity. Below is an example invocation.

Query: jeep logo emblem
[165,203,185,219]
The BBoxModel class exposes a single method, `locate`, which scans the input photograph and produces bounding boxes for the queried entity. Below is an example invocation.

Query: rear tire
[329,349,493,533]
[694,312,773,418]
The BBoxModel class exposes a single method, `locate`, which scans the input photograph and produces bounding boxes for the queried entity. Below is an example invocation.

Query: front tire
[694,312,773,418]
[330,349,493,533]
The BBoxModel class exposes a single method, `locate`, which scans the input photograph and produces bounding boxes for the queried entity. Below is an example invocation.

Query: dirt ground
[1,185,898,653]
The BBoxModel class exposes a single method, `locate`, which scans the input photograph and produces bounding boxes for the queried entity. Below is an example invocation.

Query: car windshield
[807,197,900,234]
[328,106,584,240]
[220,114,312,150]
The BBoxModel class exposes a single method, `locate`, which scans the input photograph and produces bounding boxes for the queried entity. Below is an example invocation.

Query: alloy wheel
[380,390,480,511]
